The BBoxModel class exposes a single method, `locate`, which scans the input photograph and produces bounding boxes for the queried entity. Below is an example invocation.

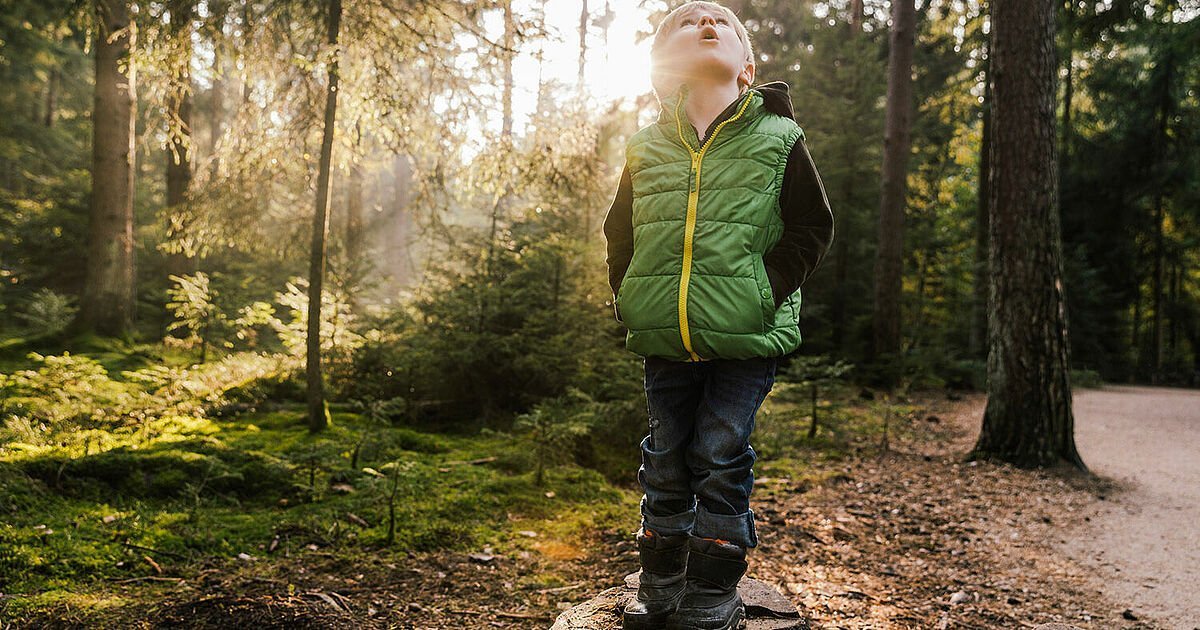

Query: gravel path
[1056,385,1200,630]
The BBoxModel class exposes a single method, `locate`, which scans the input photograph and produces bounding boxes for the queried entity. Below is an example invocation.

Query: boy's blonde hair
[649,1,756,103]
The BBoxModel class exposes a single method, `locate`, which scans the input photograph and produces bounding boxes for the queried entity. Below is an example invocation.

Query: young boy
[603,2,834,628]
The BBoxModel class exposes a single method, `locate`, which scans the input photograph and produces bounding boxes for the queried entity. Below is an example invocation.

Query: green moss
[0,339,916,623]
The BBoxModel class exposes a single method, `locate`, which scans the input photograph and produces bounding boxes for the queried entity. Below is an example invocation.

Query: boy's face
[654,4,754,94]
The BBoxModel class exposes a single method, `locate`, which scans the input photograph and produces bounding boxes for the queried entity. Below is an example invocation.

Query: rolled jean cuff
[693,502,758,549]
[639,495,696,536]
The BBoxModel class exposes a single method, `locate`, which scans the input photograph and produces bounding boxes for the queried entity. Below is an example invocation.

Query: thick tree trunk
[75,0,137,338]
[971,21,992,359]
[307,0,342,432]
[969,0,1085,470]
[870,0,916,368]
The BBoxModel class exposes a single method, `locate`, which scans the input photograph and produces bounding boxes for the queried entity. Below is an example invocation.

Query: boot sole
[664,603,746,630]
[622,611,673,630]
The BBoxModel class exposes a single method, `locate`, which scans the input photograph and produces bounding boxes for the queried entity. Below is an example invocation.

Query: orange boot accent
[701,536,730,545]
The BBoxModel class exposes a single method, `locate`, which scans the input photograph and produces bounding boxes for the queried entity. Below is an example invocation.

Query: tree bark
[75,0,137,338]
[307,0,342,432]
[850,0,864,33]
[969,0,1085,470]
[870,0,916,369]
[970,15,992,359]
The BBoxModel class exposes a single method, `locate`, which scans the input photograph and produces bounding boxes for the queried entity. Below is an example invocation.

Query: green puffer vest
[617,83,807,362]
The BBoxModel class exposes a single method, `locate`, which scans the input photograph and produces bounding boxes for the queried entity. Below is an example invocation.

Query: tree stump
[551,571,810,629]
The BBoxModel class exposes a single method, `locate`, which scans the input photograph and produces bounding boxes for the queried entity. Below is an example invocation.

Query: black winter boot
[666,536,748,630]
[622,528,690,629]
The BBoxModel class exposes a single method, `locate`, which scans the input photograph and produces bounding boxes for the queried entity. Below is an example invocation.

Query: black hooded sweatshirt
[602,80,836,316]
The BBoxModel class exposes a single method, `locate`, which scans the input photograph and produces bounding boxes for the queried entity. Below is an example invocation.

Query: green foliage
[165,273,227,358]
[0,352,137,444]
[0,350,289,450]
[329,114,640,426]
[1070,368,1105,389]
[512,388,597,487]
[268,276,364,359]
[777,355,855,439]
[14,288,78,336]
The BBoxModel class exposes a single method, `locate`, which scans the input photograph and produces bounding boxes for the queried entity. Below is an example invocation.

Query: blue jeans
[637,355,777,549]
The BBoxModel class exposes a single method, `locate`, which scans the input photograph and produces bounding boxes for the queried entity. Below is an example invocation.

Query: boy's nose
[698,14,716,26]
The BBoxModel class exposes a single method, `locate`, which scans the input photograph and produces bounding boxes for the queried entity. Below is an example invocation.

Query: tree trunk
[345,124,365,313]
[307,0,342,432]
[44,68,59,128]
[1150,54,1173,383]
[165,0,196,281]
[390,154,414,286]
[1131,262,1141,380]
[75,0,137,338]
[1168,260,1178,356]
[1059,0,1073,179]
[502,0,514,138]
[832,0,862,353]
[969,0,1085,470]
[870,0,916,369]
[208,38,224,179]
[578,0,588,98]
[1152,191,1164,384]
[971,17,992,359]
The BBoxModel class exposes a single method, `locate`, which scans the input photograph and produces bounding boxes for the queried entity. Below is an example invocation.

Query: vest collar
[655,80,797,134]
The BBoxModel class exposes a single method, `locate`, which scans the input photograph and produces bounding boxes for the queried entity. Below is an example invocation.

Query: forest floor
[4,381,1195,629]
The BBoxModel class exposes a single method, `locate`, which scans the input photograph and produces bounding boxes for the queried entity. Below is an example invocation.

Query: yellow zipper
[673,91,754,362]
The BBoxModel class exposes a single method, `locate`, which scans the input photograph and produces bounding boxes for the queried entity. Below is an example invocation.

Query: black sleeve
[602,163,635,322]
[763,137,835,309]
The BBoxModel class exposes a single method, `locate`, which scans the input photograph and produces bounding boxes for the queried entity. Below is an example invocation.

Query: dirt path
[1056,385,1200,630]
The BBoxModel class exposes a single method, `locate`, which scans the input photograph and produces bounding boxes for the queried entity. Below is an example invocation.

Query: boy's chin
[660,63,731,83]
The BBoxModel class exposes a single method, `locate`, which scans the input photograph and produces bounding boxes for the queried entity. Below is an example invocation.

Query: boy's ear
[739,62,755,92]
